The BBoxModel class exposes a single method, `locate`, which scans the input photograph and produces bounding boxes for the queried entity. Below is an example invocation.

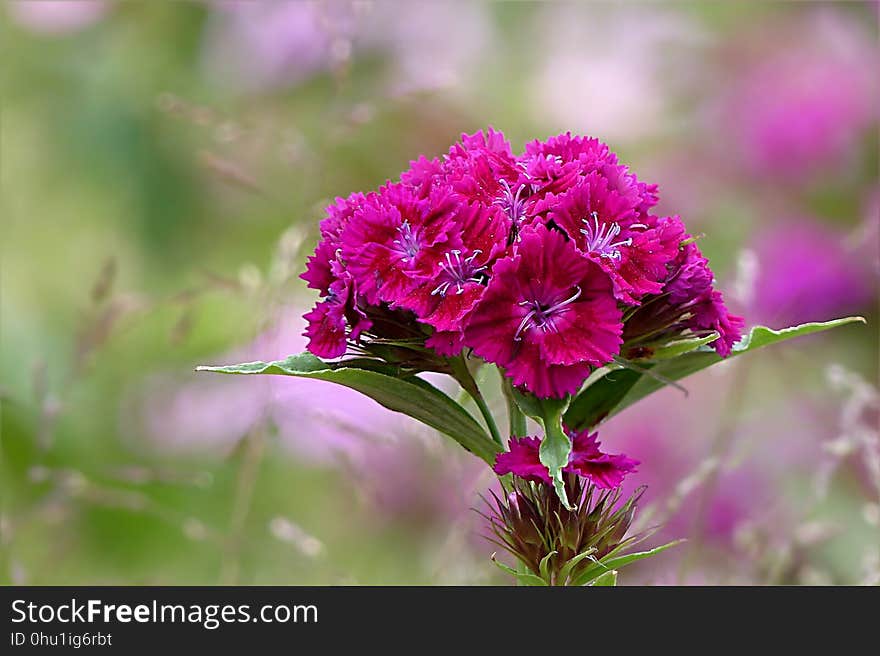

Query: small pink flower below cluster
[493,431,639,489]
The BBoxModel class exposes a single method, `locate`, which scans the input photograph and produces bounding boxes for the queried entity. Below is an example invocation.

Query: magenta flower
[667,243,744,356]
[624,239,744,357]
[521,132,613,197]
[749,217,874,327]
[521,132,681,308]
[567,431,640,488]
[301,192,367,295]
[400,155,446,197]
[341,183,457,307]
[303,268,371,359]
[303,288,347,359]
[522,132,659,212]
[494,431,638,489]
[464,225,623,398]
[492,437,551,484]
[547,176,683,303]
[442,129,525,232]
[690,291,744,358]
[398,202,507,332]
[720,10,877,183]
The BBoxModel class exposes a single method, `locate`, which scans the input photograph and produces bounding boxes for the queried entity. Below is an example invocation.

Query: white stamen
[513,286,582,341]
[580,212,632,260]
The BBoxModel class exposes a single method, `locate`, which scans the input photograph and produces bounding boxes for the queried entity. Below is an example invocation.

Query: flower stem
[450,355,502,446]
[501,376,527,438]
[473,388,503,446]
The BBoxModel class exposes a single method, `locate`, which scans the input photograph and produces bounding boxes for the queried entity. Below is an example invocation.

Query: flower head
[398,201,508,333]
[547,176,682,303]
[666,242,744,356]
[623,239,744,357]
[341,183,457,307]
[301,191,366,295]
[303,269,371,359]
[465,225,623,397]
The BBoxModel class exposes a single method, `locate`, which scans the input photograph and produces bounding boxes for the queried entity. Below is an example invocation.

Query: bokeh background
[1,0,878,585]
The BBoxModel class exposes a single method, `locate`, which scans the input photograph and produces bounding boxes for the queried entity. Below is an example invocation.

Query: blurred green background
[1,0,878,585]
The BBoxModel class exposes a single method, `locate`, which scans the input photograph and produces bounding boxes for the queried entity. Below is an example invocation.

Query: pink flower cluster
[302,129,743,398]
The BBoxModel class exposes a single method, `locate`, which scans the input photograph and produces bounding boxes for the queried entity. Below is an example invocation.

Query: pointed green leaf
[510,389,574,508]
[591,570,618,586]
[571,540,684,586]
[509,389,575,509]
[538,551,557,584]
[197,353,501,464]
[540,421,574,511]
[564,317,866,432]
[491,555,548,586]
[515,572,549,587]
[646,332,719,360]
[508,386,571,421]
[564,368,642,433]
[599,539,683,570]
[558,547,597,586]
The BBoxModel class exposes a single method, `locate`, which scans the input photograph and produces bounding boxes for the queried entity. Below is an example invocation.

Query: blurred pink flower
[136,305,483,523]
[600,370,837,557]
[140,307,420,463]
[201,0,358,91]
[704,467,770,543]
[748,217,874,327]
[360,1,494,95]
[201,0,493,94]
[7,0,107,34]
[861,188,880,277]
[528,5,707,142]
[347,437,485,526]
[721,10,878,182]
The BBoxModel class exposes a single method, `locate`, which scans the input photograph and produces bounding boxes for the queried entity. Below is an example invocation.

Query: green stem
[501,375,527,438]
[472,389,503,446]
[450,355,502,446]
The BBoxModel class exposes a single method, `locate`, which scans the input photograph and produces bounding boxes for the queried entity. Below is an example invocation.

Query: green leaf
[510,388,575,510]
[557,547,597,586]
[570,540,684,586]
[599,540,682,570]
[646,332,719,360]
[538,551,557,584]
[509,386,571,421]
[491,555,548,586]
[591,570,618,586]
[540,421,574,511]
[564,317,866,432]
[197,353,501,464]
